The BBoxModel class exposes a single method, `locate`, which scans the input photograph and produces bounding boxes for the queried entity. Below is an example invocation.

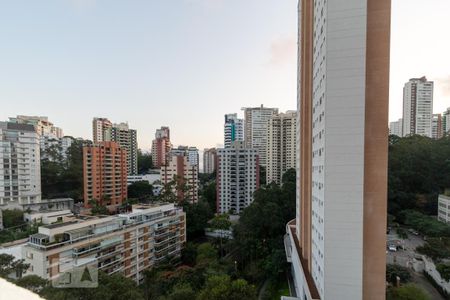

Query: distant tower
[402,77,434,137]
[224,114,244,148]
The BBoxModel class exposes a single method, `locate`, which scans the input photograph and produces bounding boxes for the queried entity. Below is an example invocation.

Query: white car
[388,245,397,252]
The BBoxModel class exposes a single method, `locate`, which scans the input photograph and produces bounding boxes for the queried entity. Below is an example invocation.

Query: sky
[0,0,449,151]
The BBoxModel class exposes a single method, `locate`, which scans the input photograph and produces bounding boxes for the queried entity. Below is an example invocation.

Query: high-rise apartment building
[92,118,138,175]
[432,114,443,139]
[285,1,391,299]
[92,117,112,143]
[112,123,138,175]
[442,108,450,135]
[242,105,278,167]
[161,155,199,203]
[402,77,434,137]
[83,141,128,208]
[389,118,403,137]
[23,203,186,284]
[224,114,244,148]
[0,122,41,208]
[152,127,172,168]
[9,115,63,139]
[216,141,259,214]
[203,148,217,174]
[266,111,297,185]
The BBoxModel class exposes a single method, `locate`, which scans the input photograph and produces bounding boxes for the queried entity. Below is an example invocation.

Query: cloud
[436,76,450,97]
[268,35,296,66]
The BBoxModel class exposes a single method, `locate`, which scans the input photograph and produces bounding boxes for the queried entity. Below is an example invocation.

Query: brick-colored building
[83,141,128,208]
[161,155,198,203]
[151,127,172,168]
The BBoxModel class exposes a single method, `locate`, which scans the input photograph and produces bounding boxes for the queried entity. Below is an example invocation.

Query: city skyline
[1,0,450,151]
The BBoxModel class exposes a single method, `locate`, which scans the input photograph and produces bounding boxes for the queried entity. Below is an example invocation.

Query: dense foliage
[41,139,84,201]
[232,168,296,292]
[398,210,450,237]
[388,135,450,215]
[138,150,153,174]
[386,264,412,284]
[128,181,154,200]
[387,284,431,300]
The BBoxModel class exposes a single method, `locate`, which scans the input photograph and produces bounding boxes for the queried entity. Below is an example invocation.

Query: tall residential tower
[402,77,434,137]
[224,113,244,148]
[285,0,391,299]
[242,105,278,167]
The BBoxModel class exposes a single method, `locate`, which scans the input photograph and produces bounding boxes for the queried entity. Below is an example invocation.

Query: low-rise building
[438,194,450,223]
[22,203,186,284]
[24,210,73,225]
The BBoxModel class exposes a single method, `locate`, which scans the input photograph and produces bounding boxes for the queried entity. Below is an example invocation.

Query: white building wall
[0,123,42,208]
[217,142,258,214]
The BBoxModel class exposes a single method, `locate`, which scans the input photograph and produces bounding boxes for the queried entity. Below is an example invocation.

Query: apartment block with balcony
[83,141,128,208]
[266,111,297,185]
[0,122,41,208]
[22,203,186,284]
[216,141,259,214]
[203,148,217,174]
[152,127,172,168]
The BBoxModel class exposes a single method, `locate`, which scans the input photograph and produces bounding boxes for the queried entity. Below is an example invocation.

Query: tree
[197,275,256,300]
[41,271,145,300]
[89,200,109,215]
[196,243,217,265]
[387,284,430,300]
[0,254,29,278]
[437,263,450,281]
[210,214,231,258]
[15,275,49,293]
[128,181,153,199]
[386,264,411,284]
[183,201,213,239]
[138,150,153,174]
[41,139,84,201]
[1,209,25,228]
[165,283,196,300]
[201,181,216,214]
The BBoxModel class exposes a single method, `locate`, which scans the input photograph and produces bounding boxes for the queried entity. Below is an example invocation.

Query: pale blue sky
[1,0,449,150]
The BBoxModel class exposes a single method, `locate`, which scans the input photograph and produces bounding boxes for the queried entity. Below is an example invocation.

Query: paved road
[387,229,446,299]
[412,272,445,300]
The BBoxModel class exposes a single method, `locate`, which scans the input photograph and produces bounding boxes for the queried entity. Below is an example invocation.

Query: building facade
[152,127,172,168]
[242,105,278,167]
[111,123,138,175]
[224,113,244,148]
[402,77,434,137]
[216,141,259,214]
[83,141,128,208]
[203,148,217,174]
[23,203,186,284]
[92,119,138,176]
[284,0,391,299]
[266,111,297,184]
[92,117,112,144]
[161,155,199,203]
[438,195,450,223]
[432,114,443,139]
[0,122,41,208]
[9,116,63,139]
[389,118,403,137]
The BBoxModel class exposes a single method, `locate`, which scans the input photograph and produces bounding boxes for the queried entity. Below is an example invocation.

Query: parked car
[388,245,397,252]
